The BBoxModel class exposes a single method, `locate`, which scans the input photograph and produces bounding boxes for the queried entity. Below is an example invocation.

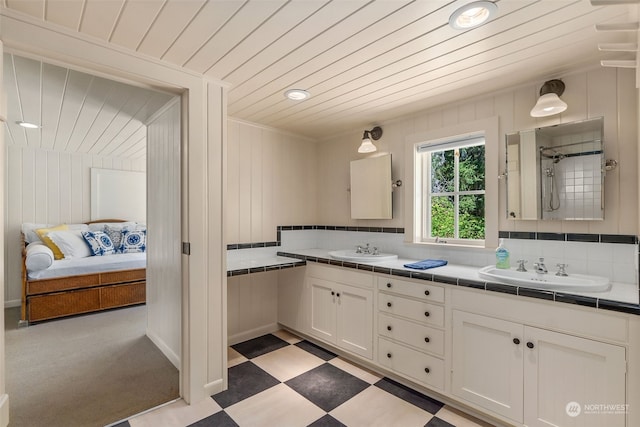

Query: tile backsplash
[227,226,638,286]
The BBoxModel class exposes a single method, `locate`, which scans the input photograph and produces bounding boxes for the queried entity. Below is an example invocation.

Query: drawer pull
[387,353,392,358]
[331,291,335,296]
[527,342,535,349]
[387,302,392,307]
[424,311,430,317]
[513,338,520,345]
[424,367,430,374]
[336,293,340,297]
[387,325,392,331]
[424,337,430,343]
[424,290,430,296]
[387,282,392,288]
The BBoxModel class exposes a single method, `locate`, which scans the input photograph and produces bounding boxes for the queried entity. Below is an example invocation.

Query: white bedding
[28,253,146,280]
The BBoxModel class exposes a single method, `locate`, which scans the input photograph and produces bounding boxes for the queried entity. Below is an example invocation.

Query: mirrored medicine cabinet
[350,153,393,219]
[505,117,605,221]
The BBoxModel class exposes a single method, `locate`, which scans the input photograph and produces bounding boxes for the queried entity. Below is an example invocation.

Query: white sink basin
[478,265,611,292]
[329,250,398,263]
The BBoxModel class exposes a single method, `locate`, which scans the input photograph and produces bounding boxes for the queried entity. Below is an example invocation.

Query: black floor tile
[295,340,338,361]
[188,410,239,427]
[425,416,455,427]
[111,422,131,427]
[375,377,444,414]
[285,363,369,412]
[231,334,289,359]
[212,361,280,408]
[307,414,347,427]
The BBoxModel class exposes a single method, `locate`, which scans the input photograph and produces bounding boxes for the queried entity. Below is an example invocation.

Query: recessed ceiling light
[16,121,41,129]
[449,1,498,30]
[284,89,310,101]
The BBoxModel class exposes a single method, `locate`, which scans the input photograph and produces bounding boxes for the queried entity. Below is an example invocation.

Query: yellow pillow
[35,224,68,260]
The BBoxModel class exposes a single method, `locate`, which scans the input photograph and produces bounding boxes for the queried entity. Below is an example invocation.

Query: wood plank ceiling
[2,0,637,141]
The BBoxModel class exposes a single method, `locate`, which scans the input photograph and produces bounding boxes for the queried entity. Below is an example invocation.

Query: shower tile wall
[542,154,603,220]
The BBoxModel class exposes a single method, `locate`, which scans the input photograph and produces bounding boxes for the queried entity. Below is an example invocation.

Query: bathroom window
[415,135,486,246]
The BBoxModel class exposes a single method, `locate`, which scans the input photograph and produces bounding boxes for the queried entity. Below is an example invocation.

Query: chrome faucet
[533,257,547,274]
[516,259,528,272]
[356,243,372,254]
[556,263,568,277]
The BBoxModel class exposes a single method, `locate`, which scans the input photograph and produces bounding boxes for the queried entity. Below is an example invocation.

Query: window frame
[405,117,499,250]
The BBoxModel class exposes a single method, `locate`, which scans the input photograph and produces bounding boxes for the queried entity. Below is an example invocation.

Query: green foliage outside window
[429,144,485,240]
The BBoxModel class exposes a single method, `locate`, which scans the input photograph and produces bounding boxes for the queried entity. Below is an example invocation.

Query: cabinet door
[277,267,308,332]
[524,327,626,427]
[452,310,523,423]
[308,277,337,344]
[336,284,373,359]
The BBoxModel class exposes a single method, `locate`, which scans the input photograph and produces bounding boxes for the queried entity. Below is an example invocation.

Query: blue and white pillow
[81,231,116,256]
[121,229,146,253]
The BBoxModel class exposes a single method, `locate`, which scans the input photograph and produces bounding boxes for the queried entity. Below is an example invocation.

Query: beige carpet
[5,305,179,427]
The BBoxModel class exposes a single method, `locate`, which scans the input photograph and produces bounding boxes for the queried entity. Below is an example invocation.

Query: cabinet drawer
[307,263,373,288]
[378,293,444,327]
[378,337,444,390]
[100,281,146,308]
[377,276,444,303]
[378,313,444,356]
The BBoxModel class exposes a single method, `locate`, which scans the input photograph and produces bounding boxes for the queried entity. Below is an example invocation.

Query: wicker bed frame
[20,219,146,324]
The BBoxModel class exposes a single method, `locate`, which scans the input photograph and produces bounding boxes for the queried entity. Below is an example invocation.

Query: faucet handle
[516,259,527,272]
[556,263,568,277]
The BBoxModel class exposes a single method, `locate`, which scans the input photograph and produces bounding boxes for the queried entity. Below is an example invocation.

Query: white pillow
[88,221,137,232]
[21,223,53,244]
[48,230,92,258]
[25,242,54,272]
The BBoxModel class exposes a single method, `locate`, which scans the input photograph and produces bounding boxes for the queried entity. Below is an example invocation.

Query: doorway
[3,53,182,426]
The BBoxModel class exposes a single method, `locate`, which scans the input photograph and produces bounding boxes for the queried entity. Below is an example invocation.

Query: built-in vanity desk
[265,249,640,427]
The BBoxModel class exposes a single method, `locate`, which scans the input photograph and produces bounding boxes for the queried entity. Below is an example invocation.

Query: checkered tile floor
[123,330,493,427]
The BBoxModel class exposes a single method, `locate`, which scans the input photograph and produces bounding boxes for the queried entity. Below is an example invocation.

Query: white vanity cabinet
[452,293,627,427]
[376,276,447,390]
[306,263,374,359]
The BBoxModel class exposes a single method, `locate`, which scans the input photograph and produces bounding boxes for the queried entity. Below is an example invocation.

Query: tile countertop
[227,256,306,276]
[273,248,640,316]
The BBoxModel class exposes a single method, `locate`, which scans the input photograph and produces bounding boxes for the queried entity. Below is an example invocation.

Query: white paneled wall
[227,272,279,345]
[316,67,638,237]
[226,119,318,244]
[146,99,181,368]
[4,144,145,305]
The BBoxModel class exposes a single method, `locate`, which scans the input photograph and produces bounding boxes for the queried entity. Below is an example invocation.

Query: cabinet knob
[336,293,340,297]
[387,353,392,358]
[387,325,392,331]
[424,311,430,317]
[513,338,520,345]
[387,302,392,307]
[424,367,430,374]
[424,337,430,343]
[424,290,430,296]
[387,282,392,288]
[331,291,335,296]
[527,342,535,349]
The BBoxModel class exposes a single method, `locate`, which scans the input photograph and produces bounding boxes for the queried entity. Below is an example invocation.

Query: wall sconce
[358,126,383,153]
[530,79,568,117]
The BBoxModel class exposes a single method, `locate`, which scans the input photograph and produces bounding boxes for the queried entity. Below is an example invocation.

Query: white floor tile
[329,357,383,384]
[435,405,496,427]
[129,398,221,427]
[225,383,325,427]
[331,386,433,427]
[252,344,324,381]
[227,347,247,368]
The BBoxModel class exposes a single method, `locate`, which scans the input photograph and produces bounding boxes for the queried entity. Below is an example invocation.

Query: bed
[20,219,146,324]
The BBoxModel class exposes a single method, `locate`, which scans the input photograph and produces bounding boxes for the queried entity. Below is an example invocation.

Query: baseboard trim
[204,378,224,397]
[4,299,20,308]
[228,323,279,346]
[0,393,9,427]
[146,328,181,370]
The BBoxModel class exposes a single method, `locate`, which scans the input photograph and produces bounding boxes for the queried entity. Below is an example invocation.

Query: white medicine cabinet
[350,153,393,219]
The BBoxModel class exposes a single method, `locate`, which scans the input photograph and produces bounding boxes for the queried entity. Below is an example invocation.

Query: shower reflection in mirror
[505,117,607,221]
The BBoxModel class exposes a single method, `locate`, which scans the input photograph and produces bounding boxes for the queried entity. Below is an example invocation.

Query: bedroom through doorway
[3,52,182,427]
